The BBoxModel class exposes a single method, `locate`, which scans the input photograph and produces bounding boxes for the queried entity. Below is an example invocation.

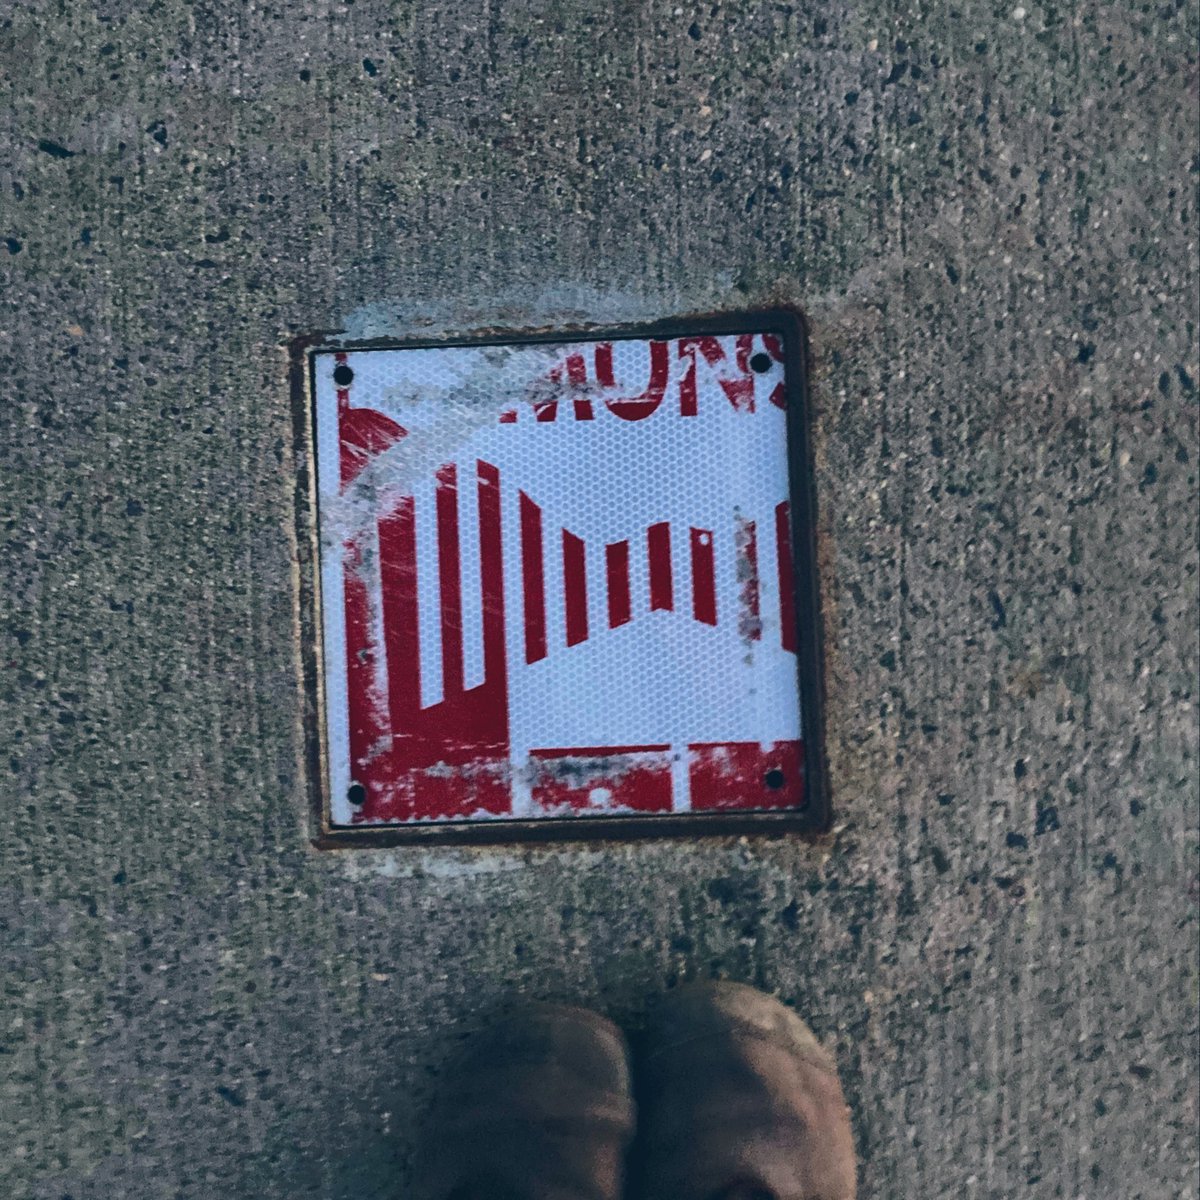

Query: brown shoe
[632,982,856,1200]
[413,1003,636,1200]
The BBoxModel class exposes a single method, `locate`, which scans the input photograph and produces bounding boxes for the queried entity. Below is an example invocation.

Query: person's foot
[412,1002,636,1200]
[631,981,856,1200]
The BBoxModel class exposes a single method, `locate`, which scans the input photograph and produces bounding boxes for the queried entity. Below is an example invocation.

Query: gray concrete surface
[2,1,1198,1197]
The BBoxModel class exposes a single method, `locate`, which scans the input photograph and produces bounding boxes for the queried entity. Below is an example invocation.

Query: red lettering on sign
[601,340,670,421]
[677,335,754,415]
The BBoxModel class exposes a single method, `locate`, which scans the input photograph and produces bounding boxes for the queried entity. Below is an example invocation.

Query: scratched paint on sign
[312,330,808,827]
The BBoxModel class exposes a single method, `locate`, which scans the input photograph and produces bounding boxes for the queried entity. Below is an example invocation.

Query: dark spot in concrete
[1151,603,1165,625]
[1006,831,1028,849]
[1140,462,1158,490]
[974,41,988,54]
[994,875,1015,889]
[4,237,21,254]
[1159,370,1172,395]
[1129,799,1145,816]
[112,870,126,884]
[879,649,896,670]
[146,121,168,147]
[125,499,144,516]
[1014,758,1027,779]
[1035,801,1060,835]
[216,1085,245,1107]
[937,793,954,806]
[930,845,950,873]
[988,590,1007,629]
[1077,342,1096,363]
[705,876,741,905]
[363,58,378,76]
[37,139,75,158]
[945,261,959,284]
[1176,364,1196,393]
[80,228,91,245]
[299,69,311,81]
[885,61,908,85]
[778,899,800,930]
[844,90,859,105]
[687,22,701,39]
[204,228,230,244]
[1128,1063,1153,1080]
[988,588,1008,628]
[671,933,694,953]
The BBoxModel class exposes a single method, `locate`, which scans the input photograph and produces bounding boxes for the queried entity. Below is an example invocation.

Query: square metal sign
[296,312,827,844]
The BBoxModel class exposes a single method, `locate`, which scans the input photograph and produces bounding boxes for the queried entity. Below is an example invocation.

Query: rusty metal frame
[289,308,830,849]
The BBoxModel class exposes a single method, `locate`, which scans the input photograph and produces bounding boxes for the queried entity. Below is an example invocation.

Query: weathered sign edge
[286,308,831,850]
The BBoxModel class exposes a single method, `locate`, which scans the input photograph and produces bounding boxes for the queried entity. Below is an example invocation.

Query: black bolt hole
[749,352,773,374]
[333,364,355,387]
[347,782,367,806]
[764,768,786,790]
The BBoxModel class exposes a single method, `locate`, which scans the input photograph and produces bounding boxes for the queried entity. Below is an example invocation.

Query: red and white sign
[313,327,809,828]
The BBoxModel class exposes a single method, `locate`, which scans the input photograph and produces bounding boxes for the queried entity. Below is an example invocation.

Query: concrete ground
[2,1,1197,1197]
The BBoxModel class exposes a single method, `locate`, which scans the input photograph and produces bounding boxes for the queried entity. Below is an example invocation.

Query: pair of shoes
[412,981,856,1200]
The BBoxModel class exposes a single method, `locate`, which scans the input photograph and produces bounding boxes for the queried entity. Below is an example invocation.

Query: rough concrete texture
[2,1,1198,1197]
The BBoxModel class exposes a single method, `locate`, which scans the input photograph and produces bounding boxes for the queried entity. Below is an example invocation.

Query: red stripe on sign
[775,501,796,652]
[477,461,506,689]
[378,495,419,727]
[563,529,589,647]
[690,528,717,625]
[520,491,547,663]
[436,464,464,694]
[648,522,673,611]
[688,740,805,811]
[735,516,761,641]
[605,541,631,628]
[529,745,673,814]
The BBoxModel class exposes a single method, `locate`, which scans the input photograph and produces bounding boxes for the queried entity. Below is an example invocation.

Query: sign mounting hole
[764,768,787,790]
[333,364,355,386]
[749,351,773,374]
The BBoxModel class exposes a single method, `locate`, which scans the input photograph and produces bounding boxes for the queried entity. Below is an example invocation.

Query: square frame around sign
[292,311,829,846]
